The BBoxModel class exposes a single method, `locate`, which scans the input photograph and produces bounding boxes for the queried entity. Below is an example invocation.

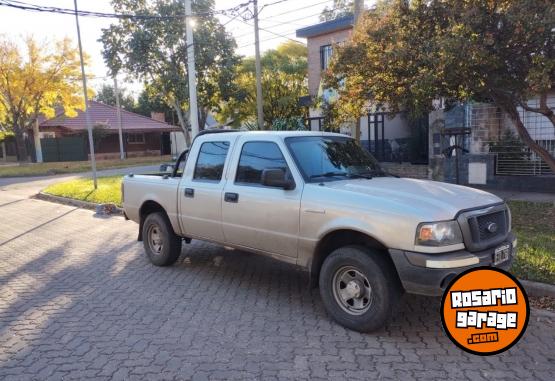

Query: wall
[380,162,429,179]
[306,28,352,98]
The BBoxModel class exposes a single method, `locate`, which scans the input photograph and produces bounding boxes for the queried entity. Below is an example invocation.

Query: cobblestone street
[0,191,554,380]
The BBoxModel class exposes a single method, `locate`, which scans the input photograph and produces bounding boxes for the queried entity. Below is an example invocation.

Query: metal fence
[41,136,87,162]
[464,98,555,176]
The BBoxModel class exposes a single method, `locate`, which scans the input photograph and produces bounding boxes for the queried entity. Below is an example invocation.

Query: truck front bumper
[389,232,516,296]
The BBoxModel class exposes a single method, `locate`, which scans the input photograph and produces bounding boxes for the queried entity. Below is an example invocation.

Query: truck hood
[319,177,503,220]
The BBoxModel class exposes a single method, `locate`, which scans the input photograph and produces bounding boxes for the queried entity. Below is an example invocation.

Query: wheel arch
[138,200,171,241]
[309,229,401,288]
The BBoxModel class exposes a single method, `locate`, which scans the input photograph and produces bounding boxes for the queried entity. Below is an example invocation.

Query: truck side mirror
[261,168,295,190]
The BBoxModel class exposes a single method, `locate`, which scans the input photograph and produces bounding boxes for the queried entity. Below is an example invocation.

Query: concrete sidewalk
[484,189,555,203]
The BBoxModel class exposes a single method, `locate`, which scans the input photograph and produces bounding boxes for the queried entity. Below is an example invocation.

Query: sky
[0,0,341,95]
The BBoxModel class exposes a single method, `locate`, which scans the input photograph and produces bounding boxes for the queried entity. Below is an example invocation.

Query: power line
[264,0,332,18]
[229,3,341,41]
[230,15,305,47]
[258,0,292,13]
[237,33,295,49]
[259,8,331,26]
[233,12,326,40]
[258,26,306,45]
[230,8,339,39]
[0,0,254,20]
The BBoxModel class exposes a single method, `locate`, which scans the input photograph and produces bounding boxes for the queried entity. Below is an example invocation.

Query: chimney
[150,112,166,123]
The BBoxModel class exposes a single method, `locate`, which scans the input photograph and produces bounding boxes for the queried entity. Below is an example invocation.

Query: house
[36,101,179,162]
[296,16,423,164]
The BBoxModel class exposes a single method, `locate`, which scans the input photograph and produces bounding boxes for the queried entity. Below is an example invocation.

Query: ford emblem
[486,222,498,233]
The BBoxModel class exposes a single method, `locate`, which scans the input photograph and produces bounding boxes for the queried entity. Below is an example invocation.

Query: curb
[531,307,555,319]
[35,192,123,216]
[520,279,555,298]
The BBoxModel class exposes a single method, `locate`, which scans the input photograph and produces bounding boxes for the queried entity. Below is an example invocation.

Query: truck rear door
[178,135,236,242]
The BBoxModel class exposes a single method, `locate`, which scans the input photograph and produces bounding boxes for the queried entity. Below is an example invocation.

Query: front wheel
[319,246,400,332]
[142,212,182,266]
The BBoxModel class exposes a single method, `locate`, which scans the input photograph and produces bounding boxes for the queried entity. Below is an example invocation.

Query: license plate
[493,244,510,265]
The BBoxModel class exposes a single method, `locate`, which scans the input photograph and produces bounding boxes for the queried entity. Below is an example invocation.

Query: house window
[39,132,56,139]
[128,133,145,144]
[320,44,333,70]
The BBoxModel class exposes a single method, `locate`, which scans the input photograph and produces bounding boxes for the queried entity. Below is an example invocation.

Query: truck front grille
[457,204,510,252]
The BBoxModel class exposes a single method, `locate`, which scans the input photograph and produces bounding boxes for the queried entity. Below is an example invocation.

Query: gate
[368,113,386,161]
[466,102,554,176]
[41,136,87,162]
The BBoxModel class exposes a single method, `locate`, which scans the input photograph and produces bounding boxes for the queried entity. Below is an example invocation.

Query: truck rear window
[193,141,230,181]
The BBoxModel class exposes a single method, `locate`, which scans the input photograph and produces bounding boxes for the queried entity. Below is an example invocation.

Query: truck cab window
[193,141,230,181]
[236,141,289,186]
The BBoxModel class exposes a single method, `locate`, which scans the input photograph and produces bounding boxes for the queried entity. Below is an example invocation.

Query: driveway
[0,185,554,380]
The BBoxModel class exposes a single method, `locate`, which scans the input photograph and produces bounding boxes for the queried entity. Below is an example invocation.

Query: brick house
[296,16,422,163]
[35,101,179,161]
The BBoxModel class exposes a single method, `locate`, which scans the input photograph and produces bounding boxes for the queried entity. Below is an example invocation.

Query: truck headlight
[415,221,463,246]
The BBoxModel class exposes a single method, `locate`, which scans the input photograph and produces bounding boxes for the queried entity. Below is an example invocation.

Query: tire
[319,246,400,332]
[142,212,182,266]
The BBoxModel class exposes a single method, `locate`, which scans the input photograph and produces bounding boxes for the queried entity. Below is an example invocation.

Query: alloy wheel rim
[332,266,372,315]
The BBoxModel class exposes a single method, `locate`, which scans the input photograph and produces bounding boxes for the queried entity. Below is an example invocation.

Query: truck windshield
[285,136,383,182]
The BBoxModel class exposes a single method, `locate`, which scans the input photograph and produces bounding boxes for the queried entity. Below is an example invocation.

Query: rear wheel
[142,212,182,266]
[319,246,400,332]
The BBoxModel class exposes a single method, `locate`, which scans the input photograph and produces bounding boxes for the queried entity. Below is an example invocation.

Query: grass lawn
[0,155,171,178]
[509,201,555,284]
[43,176,123,207]
[41,177,555,284]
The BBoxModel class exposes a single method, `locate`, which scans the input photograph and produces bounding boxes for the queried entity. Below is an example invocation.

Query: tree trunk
[198,108,207,131]
[355,118,361,142]
[172,100,191,148]
[502,103,555,174]
[13,127,29,162]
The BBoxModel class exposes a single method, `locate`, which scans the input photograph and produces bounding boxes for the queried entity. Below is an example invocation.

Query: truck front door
[222,138,303,259]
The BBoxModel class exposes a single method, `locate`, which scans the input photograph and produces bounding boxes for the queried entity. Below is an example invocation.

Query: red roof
[39,101,179,132]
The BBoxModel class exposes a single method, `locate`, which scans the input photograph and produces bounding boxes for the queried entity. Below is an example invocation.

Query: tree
[327,0,555,172]
[219,41,308,129]
[320,0,354,22]
[0,36,85,161]
[134,85,176,123]
[94,83,136,110]
[101,0,239,147]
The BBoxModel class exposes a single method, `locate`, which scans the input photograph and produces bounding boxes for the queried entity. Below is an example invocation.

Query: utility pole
[113,76,125,160]
[353,0,363,142]
[184,0,200,140]
[354,0,363,21]
[253,0,264,130]
[73,0,97,189]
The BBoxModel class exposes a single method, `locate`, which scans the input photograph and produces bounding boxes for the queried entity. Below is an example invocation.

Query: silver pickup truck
[122,130,516,332]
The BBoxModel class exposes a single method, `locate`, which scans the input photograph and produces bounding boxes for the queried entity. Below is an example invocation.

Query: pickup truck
[122,130,516,332]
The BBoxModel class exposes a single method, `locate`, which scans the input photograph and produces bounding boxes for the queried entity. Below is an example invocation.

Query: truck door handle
[184,188,194,198]
[224,192,239,203]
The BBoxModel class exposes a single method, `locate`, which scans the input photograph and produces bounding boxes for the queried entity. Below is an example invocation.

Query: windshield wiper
[310,171,373,180]
[369,169,399,178]
[347,173,373,179]
[309,171,350,179]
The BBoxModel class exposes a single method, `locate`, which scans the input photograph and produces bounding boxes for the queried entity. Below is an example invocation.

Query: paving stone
[0,196,553,380]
